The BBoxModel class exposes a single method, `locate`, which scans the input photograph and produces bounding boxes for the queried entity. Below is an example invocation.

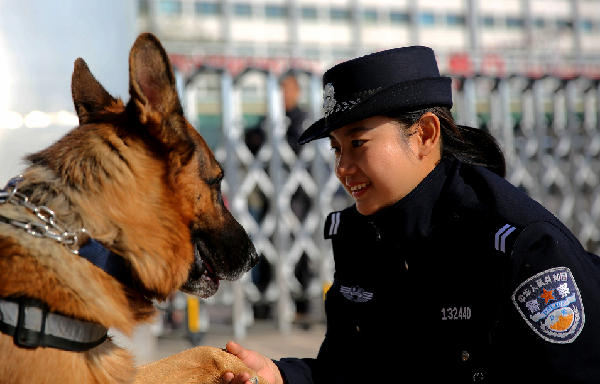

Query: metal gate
[455,76,600,253]
[177,67,600,338]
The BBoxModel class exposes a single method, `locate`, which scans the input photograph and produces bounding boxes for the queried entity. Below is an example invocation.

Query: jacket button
[461,351,470,362]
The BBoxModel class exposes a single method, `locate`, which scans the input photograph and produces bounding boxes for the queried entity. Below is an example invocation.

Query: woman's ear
[416,112,441,159]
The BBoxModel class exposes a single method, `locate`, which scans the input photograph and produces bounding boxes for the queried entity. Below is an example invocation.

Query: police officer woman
[223,47,600,383]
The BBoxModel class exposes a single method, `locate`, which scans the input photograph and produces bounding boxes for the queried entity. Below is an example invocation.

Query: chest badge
[340,285,373,303]
[512,267,585,344]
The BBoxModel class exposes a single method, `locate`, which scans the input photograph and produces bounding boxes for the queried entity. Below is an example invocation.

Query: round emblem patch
[512,267,585,344]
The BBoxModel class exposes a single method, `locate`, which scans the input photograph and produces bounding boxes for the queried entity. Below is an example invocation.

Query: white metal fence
[176,67,600,338]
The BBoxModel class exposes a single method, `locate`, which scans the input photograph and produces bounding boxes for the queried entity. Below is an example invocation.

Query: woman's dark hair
[387,106,506,177]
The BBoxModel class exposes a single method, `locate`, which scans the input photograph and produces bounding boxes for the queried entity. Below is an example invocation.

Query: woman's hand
[222,341,284,384]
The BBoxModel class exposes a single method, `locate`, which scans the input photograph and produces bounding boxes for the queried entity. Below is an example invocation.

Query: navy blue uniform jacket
[274,156,600,383]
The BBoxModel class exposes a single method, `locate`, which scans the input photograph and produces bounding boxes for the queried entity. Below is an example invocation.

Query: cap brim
[299,76,452,144]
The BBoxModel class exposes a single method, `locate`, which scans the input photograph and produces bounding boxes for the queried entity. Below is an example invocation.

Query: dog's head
[62,33,258,299]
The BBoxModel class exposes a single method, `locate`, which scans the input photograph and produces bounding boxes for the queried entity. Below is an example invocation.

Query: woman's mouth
[349,182,370,198]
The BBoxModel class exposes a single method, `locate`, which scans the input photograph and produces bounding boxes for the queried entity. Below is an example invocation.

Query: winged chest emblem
[340,285,373,303]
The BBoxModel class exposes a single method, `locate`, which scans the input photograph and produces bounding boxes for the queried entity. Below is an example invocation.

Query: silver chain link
[0,177,85,254]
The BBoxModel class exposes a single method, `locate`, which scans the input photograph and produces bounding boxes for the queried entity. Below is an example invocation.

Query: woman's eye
[351,139,366,148]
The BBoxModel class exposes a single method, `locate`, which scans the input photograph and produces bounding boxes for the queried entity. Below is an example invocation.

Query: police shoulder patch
[512,267,585,344]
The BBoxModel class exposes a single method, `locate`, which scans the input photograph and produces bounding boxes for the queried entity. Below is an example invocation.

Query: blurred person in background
[280,73,308,155]
[244,72,308,156]
[280,73,314,328]
[247,73,314,324]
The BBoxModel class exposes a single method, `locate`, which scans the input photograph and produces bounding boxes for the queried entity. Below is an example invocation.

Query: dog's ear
[71,58,118,124]
[128,33,186,146]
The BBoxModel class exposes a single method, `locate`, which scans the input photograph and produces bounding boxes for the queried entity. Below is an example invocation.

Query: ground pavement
[112,320,326,366]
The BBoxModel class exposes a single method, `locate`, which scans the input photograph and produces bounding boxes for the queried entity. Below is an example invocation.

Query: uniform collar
[356,155,456,240]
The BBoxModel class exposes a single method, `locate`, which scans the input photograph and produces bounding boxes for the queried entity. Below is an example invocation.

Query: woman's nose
[335,152,355,177]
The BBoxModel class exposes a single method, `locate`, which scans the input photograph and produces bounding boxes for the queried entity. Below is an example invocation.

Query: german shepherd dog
[0,33,265,383]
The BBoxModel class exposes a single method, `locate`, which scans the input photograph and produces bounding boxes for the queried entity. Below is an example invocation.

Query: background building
[138,0,600,75]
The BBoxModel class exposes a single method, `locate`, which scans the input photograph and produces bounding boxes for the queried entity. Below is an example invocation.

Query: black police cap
[298,46,453,144]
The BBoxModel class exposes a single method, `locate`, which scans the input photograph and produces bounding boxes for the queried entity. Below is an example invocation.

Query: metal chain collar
[0,176,85,254]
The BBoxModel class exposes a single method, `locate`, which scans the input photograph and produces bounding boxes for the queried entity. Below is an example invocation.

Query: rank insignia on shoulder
[512,267,585,344]
[324,211,341,239]
[494,223,518,253]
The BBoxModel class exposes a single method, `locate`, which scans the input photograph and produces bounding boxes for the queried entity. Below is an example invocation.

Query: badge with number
[512,267,585,344]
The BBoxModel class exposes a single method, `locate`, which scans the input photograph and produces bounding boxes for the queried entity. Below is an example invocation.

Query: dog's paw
[134,345,266,384]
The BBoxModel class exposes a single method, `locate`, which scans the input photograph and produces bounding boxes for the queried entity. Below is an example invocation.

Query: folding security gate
[178,67,600,338]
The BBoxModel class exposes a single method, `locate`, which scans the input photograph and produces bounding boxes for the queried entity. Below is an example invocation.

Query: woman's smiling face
[329,114,440,215]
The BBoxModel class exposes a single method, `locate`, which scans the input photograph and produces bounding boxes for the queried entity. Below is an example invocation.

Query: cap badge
[322,84,382,118]
[323,83,337,117]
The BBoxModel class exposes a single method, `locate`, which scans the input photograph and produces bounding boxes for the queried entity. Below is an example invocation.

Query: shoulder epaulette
[324,211,342,239]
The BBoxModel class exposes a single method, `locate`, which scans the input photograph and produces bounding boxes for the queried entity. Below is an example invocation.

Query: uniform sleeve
[273,358,317,384]
[501,220,600,382]
[273,334,336,384]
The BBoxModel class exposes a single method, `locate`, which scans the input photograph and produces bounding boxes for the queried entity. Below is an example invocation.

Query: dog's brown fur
[0,33,264,383]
